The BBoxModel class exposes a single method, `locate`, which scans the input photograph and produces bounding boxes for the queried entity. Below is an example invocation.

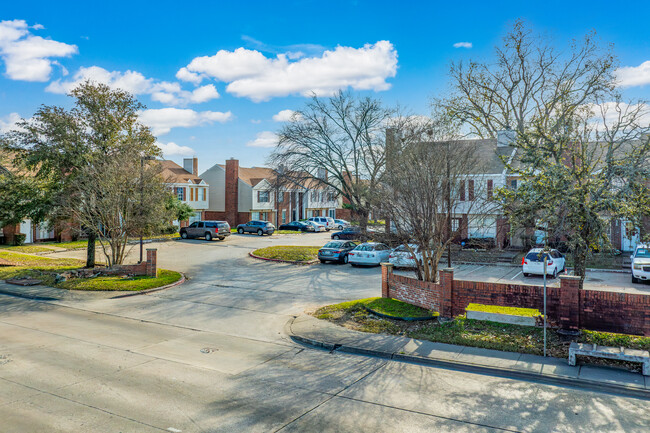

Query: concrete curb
[110,273,186,299]
[248,252,319,265]
[0,287,58,301]
[286,316,650,399]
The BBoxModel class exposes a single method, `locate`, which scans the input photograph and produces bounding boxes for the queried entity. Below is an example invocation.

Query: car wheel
[342,254,349,264]
[218,237,225,241]
[181,232,188,239]
[333,235,340,240]
[320,260,326,264]
[552,267,558,278]
[523,272,529,277]
[632,275,639,284]
[257,229,263,236]
[205,232,212,241]
[237,228,244,234]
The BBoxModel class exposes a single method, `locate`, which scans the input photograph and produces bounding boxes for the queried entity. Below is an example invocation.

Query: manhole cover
[200,347,217,354]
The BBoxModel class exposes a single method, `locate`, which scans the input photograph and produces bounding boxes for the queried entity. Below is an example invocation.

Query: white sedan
[388,244,421,268]
[522,248,566,278]
[348,242,391,266]
[631,244,650,283]
[305,221,326,232]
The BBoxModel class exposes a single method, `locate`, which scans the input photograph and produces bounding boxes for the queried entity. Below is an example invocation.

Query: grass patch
[365,298,437,318]
[465,303,542,317]
[252,245,320,262]
[0,251,84,281]
[275,230,305,235]
[0,244,55,253]
[44,240,88,250]
[580,330,650,351]
[57,269,182,291]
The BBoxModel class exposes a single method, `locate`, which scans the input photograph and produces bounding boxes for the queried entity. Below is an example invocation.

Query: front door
[622,220,640,252]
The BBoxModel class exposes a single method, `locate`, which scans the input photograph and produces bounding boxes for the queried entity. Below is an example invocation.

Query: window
[257,191,269,203]
[202,188,206,201]
[197,222,204,228]
[176,187,185,201]
[189,222,198,228]
[282,210,287,223]
[329,209,336,218]
[311,191,317,201]
[468,180,475,201]
[510,179,518,189]
[278,191,284,203]
[251,212,260,220]
[320,191,326,202]
[487,180,493,200]
[327,191,337,201]
[459,181,465,201]
[451,218,460,232]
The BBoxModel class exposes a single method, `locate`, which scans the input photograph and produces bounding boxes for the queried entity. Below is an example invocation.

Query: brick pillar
[225,159,239,227]
[2,224,20,245]
[440,268,454,318]
[192,157,198,176]
[558,275,581,331]
[381,262,394,298]
[610,219,622,250]
[146,249,157,277]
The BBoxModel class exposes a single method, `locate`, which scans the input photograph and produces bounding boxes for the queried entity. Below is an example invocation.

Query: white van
[308,216,335,231]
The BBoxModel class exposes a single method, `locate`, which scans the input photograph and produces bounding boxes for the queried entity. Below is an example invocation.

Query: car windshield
[635,248,650,258]
[324,242,344,248]
[355,244,375,251]
[526,252,550,262]
[394,245,418,253]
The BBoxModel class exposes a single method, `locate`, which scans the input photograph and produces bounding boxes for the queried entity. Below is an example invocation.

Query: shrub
[13,233,26,246]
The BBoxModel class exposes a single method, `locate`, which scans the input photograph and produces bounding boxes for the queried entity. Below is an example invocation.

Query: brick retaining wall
[381,264,650,336]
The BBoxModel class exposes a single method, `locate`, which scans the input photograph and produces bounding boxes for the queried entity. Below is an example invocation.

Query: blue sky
[2,1,650,172]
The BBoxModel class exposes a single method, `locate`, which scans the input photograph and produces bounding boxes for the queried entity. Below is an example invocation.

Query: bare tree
[441,19,650,279]
[383,119,490,282]
[269,91,409,231]
[65,153,172,267]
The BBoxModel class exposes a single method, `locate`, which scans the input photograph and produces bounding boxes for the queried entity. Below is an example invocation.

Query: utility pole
[447,140,452,268]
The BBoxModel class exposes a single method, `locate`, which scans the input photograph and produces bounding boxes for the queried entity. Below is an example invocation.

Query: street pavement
[1,232,649,432]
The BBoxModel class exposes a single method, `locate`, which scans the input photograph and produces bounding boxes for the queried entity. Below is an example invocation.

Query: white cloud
[179,41,398,102]
[175,67,204,84]
[250,119,262,124]
[0,19,77,81]
[139,108,232,135]
[156,141,195,157]
[47,66,219,106]
[246,131,278,148]
[0,112,21,133]
[453,42,472,49]
[272,109,301,122]
[616,61,650,88]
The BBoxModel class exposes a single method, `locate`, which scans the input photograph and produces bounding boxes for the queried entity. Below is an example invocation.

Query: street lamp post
[139,156,155,263]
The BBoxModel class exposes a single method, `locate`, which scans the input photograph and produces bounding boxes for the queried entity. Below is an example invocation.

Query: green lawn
[465,303,542,317]
[58,269,182,291]
[0,250,181,292]
[312,298,650,364]
[0,244,56,253]
[251,245,320,262]
[315,297,436,320]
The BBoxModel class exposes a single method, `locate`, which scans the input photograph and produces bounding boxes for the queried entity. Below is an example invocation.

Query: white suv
[308,216,335,231]
[631,244,650,283]
[522,248,566,278]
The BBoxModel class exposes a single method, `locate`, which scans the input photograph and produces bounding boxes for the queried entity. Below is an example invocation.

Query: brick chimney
[225,158,239,226]
[192,157,198,175]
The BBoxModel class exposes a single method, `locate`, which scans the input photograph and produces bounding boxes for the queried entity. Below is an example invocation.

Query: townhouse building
[200,158,339,227]
[160,157,209,227]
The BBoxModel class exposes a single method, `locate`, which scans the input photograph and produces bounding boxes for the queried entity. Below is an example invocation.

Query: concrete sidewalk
[287,314,650,398]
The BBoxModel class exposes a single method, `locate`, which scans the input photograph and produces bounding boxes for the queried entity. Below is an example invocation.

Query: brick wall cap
[442,268,455,272]
[559,275,581,281]
[381,262,394,267]
[146,248,157,251]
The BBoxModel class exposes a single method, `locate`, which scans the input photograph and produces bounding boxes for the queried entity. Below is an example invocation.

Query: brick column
[558,275,581,331]
[381,262,394,298]
[439,268,454,318]
[146,249,157,277]
[225,158,239,226]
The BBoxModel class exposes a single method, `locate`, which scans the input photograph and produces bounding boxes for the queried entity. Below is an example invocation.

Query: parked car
[318,240,358,264]
[333,219,350,230]
[348,242,391,266]
[180,220,230,241]
[388,244,422,268]
[522,248,566,278]
[308,216,336,231]
[278,221,314,232]
[631,244,650,283]
[305,220,326,232]
[236,220,275,236]
[331,226,361,240]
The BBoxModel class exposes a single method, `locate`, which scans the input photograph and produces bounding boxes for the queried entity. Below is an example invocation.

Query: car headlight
[634,264,643,270]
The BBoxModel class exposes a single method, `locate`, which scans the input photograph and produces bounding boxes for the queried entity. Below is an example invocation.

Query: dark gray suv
[236,220,275,236]
[180,220,230,241]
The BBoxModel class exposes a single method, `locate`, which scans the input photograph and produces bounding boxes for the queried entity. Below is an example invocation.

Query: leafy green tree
[167,197,195,224]
[1,82,162,266]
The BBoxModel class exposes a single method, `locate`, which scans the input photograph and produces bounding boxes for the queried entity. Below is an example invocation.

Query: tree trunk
[85,231,96,268]
[573,246,587,281]
[358,209,369,234]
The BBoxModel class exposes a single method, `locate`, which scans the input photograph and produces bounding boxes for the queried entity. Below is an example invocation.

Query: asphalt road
[1,232,649,432]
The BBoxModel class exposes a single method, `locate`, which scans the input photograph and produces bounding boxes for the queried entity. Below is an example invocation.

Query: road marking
[510,271,523,280]
[463,265,485,276]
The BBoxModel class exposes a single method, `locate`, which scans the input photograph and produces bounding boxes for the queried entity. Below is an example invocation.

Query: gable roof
[160,160,204,184]
[217,164,275,186]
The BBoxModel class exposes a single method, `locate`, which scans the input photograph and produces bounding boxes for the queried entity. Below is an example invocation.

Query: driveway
[1,233,649,432]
